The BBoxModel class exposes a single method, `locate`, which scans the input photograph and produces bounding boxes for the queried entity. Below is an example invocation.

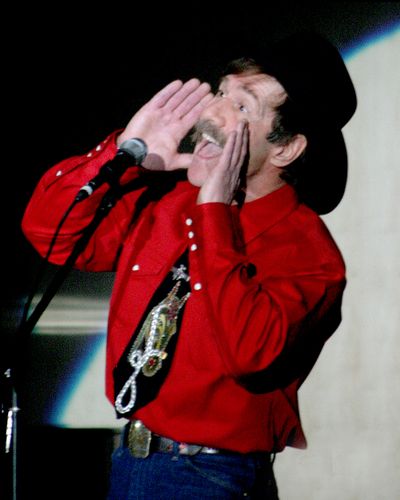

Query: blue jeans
[107,441,279,499]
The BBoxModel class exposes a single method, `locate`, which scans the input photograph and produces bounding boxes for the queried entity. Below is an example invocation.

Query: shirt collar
[235,184,299,244]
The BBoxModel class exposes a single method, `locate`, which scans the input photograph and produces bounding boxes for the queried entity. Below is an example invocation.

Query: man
[22,31,356,499]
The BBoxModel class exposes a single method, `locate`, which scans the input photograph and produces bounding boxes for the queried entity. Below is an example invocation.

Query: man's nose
[202,98,232,128]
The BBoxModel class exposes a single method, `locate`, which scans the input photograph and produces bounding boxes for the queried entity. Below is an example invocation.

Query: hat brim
[295,130,348,215]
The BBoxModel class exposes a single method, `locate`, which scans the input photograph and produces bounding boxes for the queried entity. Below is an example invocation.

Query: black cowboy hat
[256,31,357,214]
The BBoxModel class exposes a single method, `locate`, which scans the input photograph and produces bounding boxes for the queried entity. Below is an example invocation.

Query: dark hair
[222,57,308,187]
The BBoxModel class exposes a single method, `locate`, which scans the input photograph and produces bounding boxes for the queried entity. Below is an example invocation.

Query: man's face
[187,72,286,187]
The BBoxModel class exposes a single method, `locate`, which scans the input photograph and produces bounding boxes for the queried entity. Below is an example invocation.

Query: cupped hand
[197,121,249,205]
[117,79,213,171]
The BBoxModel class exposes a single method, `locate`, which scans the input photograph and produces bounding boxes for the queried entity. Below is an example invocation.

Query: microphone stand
[2,186,123,500]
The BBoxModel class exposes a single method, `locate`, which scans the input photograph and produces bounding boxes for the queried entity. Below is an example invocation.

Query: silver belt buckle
[128,420,152,458]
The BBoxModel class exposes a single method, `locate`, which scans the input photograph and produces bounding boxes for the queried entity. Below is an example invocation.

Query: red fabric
[22,132,346,453]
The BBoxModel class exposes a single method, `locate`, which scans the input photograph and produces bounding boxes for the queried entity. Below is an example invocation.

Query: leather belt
[125,420,237,459]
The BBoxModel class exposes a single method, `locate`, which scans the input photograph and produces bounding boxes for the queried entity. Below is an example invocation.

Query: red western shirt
[22,132,346,453]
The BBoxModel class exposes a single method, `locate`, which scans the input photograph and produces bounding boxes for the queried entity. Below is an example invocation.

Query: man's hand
[197,121,249,205]
[117,79,212,171]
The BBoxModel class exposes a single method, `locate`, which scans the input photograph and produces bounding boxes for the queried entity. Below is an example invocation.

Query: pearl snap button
[193,283,202,291]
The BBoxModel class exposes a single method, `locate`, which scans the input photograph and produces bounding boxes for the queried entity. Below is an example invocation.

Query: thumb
[171,153,193,170]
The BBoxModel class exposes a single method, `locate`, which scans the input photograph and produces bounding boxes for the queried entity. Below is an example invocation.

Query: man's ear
[271,134,307,168]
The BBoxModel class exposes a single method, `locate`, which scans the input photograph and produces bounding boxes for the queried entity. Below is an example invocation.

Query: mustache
[191,119,227,147]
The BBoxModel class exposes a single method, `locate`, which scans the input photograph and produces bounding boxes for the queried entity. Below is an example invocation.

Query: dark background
[3,2,400,328]
[4,2,400,324]
[1,3,400,499]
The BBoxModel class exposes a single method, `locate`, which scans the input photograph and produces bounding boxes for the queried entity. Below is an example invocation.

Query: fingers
[150,80,184,107]
[220,121,248,171]
[170,80,212,117]
[151,78,212,118]
[231,121,249,168]
[180,92,214,131]
[219,130,238,169]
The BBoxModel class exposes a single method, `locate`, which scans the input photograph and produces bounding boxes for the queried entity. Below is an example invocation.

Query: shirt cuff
[192,203,242,253]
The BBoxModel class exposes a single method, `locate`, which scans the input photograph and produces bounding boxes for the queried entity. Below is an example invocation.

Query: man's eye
[216,89,225,97]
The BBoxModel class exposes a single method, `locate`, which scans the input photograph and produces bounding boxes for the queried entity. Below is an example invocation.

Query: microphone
[75,138,148,202]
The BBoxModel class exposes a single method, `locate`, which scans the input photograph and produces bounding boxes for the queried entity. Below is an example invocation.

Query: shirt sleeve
[21,131,146,271]
[191,202,346,379]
